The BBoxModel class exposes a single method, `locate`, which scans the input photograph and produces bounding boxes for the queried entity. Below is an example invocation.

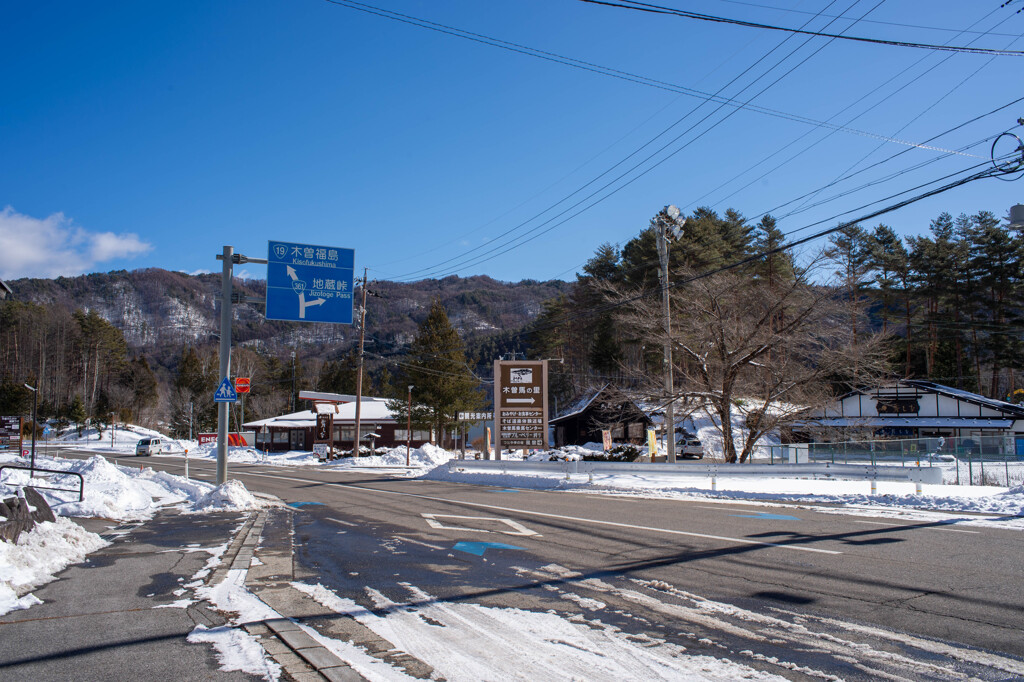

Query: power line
[323,0,987,281]
[688,5,1013,216]
[577,0,1024,56]
[705,0,1022,38]
[390,0,883,280]
[322,0,979,156]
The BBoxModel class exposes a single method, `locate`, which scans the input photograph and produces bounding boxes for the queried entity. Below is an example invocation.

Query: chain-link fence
[767,435,1024,487]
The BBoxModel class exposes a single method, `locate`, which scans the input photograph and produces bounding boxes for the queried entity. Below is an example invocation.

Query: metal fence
[768,435,1024,487]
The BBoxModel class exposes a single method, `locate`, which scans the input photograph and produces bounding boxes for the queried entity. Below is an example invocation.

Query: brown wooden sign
[315,413,333,442]
[494,360,548,456]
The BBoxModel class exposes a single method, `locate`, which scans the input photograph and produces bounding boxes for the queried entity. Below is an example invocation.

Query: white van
[136,437,162,456]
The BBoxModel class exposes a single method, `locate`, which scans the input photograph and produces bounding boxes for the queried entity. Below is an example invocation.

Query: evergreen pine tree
[750,215,795,287]
[389,299,481,443]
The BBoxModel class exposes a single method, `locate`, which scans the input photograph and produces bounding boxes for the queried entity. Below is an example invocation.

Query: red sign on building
[235,377,251,394]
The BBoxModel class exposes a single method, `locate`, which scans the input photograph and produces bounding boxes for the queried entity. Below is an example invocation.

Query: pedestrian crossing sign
[214,377,238,403]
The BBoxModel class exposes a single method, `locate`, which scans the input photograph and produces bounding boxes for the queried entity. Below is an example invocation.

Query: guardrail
[448,459,943,484]
[0,465,85,502]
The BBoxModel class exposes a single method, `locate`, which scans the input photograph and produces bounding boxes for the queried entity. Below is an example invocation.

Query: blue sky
[1,1,1022,283]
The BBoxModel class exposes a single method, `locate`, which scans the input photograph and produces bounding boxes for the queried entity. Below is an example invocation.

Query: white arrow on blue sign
[214,377,238,403]
[266,241,354,324]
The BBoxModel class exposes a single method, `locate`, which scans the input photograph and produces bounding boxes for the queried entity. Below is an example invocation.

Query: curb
[211,509,368,681]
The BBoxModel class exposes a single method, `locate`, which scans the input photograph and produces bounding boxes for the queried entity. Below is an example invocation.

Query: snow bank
[191,480,265,513]
[0,517,108,616]
[0,452,268,519]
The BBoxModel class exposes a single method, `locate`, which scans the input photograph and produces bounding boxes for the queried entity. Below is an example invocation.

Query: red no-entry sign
[235,377,251,394]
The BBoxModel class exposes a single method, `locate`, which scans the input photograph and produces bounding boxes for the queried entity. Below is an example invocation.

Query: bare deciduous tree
[602,257,890,463]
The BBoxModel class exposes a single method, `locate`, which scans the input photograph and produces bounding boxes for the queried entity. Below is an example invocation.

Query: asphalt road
[53,448,1024,680]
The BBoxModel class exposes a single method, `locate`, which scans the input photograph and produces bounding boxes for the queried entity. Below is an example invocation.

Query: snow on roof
[550,384,608,423]
[797,417,1015,429]
[244,399,398,429]
[901,380,1024,417]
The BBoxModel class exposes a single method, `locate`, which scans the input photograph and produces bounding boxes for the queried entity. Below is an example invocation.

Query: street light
[655,205,686,464]
[1010,203,1024,229]
[23,384,37,475]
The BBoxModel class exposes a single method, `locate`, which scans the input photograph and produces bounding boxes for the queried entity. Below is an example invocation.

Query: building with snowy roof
[796,379,1024,455]
[243,392,436,452]
[549,385,653,447]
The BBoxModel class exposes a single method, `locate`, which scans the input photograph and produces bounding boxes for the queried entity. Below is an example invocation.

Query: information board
[493,360,548,456]
[0,416,21,452]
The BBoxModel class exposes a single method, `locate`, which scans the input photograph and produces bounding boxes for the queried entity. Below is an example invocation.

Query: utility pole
[353,268,369,457]
[655,206,686,464]
[406,385,413,466]
[290,351,296,412]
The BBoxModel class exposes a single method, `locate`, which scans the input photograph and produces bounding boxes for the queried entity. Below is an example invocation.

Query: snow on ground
[55,423,192,455]
[0,450,269,619]
[425,456,1024,529]
[0,516,108,616]
[0,452,269,521]
[291,581,785,681]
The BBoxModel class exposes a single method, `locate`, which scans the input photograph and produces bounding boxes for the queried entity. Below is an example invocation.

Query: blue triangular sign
[214,377,238,403]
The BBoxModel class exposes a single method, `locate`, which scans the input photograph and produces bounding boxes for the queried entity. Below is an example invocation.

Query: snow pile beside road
[0,517,108,616]
[32,455,160,521]
[0,452,267,519]
[329,443,457,469]
[422,456,1024,525]
[192,479,264,513]
[186,443,321,466]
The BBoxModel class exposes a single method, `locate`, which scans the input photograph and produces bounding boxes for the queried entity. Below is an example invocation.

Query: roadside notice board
[0,416,21,452]
[266,241,354,324]
[493,360,548,458]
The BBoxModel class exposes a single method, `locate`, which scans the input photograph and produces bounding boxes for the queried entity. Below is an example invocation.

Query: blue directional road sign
[214,377,238,403]
[266,241,354,324]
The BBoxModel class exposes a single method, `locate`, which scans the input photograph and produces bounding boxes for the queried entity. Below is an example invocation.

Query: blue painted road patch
[288,502,325,508]
[453,541,525,556]
[729,512,802,521]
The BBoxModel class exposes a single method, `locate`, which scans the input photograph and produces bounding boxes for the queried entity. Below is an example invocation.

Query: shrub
[583,444,642,462]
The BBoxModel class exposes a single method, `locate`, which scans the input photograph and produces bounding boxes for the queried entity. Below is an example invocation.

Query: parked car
[136,437,162,456]
[675,432,704,459]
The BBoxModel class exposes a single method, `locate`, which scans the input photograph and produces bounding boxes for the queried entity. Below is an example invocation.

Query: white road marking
[326,517,357,527]
[393,535,446,551]
[421,513,540,537]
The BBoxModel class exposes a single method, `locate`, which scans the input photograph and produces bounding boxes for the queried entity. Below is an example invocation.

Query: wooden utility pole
[353,268,369,457]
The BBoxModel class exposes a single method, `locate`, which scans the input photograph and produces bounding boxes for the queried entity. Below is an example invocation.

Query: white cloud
[0,206,152,280]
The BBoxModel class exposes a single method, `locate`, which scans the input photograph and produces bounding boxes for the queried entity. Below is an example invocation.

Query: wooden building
[244,393,436,452]
[550,385,653,448]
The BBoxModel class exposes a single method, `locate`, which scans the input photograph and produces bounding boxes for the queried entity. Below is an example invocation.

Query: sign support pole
[494,360,501,460]
[216,245,233,486]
